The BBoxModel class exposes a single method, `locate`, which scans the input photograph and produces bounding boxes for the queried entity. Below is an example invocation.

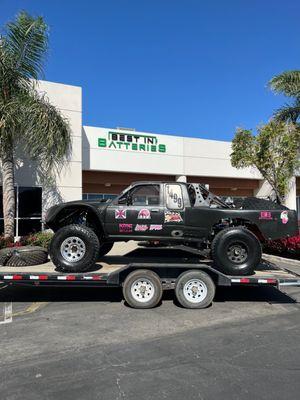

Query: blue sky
[1,0,299,141]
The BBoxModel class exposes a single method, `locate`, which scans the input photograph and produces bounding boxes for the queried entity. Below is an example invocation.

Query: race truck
[45,181,298,275]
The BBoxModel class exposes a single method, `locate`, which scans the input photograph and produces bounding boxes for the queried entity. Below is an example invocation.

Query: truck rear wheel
[175,270,215,309]
[49,224,100,272]
[123,270,163,309]
[211,227,262,276]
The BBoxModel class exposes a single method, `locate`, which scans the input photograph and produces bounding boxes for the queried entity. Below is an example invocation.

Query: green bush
[22,231,54,249]
[0,236,13,249]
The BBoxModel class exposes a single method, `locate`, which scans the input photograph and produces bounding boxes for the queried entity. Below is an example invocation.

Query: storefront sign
[98,131,167,153]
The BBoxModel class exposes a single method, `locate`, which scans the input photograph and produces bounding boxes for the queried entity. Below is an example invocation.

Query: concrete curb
[263,253,300,267]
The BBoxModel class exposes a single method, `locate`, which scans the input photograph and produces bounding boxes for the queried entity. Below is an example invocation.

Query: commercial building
[0,80,299,236]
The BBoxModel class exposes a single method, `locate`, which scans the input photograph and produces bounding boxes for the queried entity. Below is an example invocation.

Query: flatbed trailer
[0,246,299,309]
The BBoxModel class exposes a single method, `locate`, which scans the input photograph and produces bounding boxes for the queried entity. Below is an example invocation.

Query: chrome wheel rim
[183,279,208,303]
[60,236,86,262]
[131,278,155,303]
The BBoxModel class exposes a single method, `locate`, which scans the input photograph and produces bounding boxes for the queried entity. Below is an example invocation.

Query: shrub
[264,234,300,257]
[0,231,54,250]
[22,231,54,249]
[0,236,13,249]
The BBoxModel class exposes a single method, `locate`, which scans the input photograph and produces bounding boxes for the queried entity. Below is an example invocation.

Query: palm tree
[0,12,71,238]
[269,70,300,123]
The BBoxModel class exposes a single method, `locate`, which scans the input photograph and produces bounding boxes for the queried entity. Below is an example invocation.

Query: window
[0,186,42,236]
[129,185,160,206]
[83,193,117,201]
[166,184,184,209]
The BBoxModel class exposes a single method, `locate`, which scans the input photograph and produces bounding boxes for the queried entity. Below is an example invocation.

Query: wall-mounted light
[105,183,111,187]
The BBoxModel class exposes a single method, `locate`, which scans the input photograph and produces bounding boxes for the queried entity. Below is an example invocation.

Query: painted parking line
[12,302,49,317]
[0,302,49,324]
[0,302,12,324]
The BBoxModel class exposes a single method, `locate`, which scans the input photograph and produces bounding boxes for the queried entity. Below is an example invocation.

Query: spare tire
[0,246,48,267]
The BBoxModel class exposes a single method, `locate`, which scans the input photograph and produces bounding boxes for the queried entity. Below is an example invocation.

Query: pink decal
[119,224,132,233]
[149,224,163,231]
[280,211,289,224]
[135,224,149,232]
[138,209,151,219]
[164,211,183,223]
[115,209,127,219]
[259,211,272,220]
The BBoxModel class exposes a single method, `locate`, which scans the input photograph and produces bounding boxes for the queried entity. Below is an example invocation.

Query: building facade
[0,80,299,236]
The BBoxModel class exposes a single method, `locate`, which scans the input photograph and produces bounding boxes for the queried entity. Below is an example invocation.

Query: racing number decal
[166,184,183,210]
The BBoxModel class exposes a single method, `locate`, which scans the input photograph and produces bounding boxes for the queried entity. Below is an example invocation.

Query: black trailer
[0,246,299,309]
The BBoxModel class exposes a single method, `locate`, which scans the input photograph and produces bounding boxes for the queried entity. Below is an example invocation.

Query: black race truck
[45,181,298,275]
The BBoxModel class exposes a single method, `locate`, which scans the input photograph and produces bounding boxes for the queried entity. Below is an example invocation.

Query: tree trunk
[2,150,15,239]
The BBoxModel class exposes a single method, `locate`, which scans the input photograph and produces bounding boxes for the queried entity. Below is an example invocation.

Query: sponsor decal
[280,211,289,224]
[149,224,163,231]
[138,208,151,219]
[135,224,149,232]
[259,211,272,220]
[164,211,183,223]
[119,224,132,233]
[115,209,126,219]
[98,132,167,153]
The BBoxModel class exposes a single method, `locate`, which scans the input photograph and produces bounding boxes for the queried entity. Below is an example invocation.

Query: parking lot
[0,243,299,400]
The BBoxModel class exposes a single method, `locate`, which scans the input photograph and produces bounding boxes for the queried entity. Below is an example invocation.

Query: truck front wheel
[49,224,100,272]
[211,227,262,276]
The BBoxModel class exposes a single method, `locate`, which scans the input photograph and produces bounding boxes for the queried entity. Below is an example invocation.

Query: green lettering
[98,138,107,147]
[158,144,166,153]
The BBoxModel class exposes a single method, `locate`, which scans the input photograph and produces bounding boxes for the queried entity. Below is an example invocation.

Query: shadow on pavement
[0,284,297,305]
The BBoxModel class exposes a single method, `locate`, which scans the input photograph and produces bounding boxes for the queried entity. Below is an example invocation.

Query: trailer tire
[175,270,215,309]
[123,270,163,309]
[49,224,100,272]
[211,227,261,276]
[98,242,114,258]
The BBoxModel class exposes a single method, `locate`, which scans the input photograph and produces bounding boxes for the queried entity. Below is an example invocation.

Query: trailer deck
[0,246,299,308]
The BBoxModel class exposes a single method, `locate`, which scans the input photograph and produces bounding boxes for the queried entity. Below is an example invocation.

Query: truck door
[105,184,164,236]
[163,183,185,238]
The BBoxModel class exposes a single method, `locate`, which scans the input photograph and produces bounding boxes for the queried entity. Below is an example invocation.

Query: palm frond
[5,11,48,81]
[269,70,300,98]
[16,89,72,172]
[273,99,300,123]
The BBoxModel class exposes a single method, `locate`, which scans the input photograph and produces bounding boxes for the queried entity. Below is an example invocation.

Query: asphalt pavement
[0,244,299,400]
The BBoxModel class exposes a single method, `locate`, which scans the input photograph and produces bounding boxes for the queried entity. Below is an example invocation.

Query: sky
[1,0,300,141]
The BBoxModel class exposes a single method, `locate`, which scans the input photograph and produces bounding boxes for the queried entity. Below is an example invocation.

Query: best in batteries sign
[98,131,167,153]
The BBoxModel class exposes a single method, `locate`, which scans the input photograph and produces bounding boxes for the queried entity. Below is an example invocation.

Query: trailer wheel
[123,270,163,309]
[49,224,100,272]
[175,270,215,309]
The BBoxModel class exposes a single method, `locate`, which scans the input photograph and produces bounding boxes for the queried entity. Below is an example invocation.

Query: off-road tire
[98,242,114,258]
[123,269,163,309]
[0,246,48,267]
[211,226,262,276]
[175,270,215,309]
[0,249,13,266]
[49,224,100,272]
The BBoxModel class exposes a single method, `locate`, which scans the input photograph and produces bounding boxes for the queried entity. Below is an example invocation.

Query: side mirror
[118,197,127,205]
